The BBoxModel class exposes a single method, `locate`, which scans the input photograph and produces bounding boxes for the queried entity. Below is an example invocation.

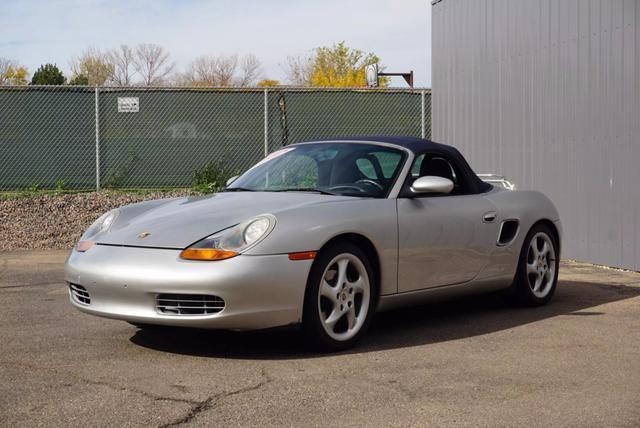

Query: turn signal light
[288,251,317,261]
[180,248,238,261]
[75,240,95,252]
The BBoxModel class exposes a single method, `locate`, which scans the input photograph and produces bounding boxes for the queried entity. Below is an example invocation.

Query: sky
[0,0,432,87]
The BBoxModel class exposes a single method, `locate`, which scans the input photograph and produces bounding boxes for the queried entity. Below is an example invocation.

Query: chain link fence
[0,86,431,191]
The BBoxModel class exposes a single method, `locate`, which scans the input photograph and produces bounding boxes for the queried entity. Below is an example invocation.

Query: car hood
[96,191,354,249]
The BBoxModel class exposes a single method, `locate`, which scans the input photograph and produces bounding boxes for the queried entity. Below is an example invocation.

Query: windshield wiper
[271,187,337,196]
[222,187,256,192]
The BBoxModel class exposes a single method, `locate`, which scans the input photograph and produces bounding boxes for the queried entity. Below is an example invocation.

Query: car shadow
[129,279,640,359]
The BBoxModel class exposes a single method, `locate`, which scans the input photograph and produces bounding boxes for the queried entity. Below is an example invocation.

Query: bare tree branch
[187,55,223,86]
[215,54,238,86]
[180,54,262,87]
[133,43,175,86]
[0,58,14,85]
[283,54,313,85]
[236,54,262,86]
[107,45,136,86]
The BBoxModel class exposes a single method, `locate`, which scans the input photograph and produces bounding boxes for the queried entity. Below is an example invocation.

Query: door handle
[482,212,497,223]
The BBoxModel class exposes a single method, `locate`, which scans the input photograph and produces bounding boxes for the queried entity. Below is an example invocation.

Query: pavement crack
[0,359,200,406]
[159,367,273,428]
[79,377,201,406]
[159,397,215,428]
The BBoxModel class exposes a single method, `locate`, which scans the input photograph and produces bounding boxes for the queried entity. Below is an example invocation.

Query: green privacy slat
[0,86,431,190]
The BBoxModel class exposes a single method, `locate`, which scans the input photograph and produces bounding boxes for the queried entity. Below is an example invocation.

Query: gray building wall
[432,0,640,270]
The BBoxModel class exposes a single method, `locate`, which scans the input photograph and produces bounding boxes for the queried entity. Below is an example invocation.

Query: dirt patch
[0,191,191,251]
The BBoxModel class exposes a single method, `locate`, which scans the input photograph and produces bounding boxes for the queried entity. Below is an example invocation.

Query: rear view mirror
[411,176,454,194]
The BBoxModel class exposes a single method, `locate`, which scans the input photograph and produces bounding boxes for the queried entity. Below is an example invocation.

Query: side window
[411,154,425,177]
[413,156,456,181]
[410,153,468,195]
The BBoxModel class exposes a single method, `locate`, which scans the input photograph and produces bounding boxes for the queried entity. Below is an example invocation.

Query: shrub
[192,160,237,194]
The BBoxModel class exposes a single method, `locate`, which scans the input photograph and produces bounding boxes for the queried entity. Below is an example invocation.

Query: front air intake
[156,294,225,315]
[69,283,91,305]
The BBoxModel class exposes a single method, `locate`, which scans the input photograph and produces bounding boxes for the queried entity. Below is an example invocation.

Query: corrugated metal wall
[432,0,640,270]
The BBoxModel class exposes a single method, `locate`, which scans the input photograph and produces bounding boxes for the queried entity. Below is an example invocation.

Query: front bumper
[64,245,313,330]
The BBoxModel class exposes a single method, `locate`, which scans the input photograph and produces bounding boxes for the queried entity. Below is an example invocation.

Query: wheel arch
[510,218,561,306]
[530,219,561,255]
[315,233,381,299]
[301,232,381,350]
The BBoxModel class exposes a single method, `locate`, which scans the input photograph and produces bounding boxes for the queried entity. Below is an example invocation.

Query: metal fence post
[94,86,101,190]
[263,88,269,157]
[421,89,426,139]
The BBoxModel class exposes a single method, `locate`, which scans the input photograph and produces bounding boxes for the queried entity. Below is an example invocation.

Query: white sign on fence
[117,97,139,113]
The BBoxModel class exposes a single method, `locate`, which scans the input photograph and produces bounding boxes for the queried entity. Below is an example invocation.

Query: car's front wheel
[303,242,376,351]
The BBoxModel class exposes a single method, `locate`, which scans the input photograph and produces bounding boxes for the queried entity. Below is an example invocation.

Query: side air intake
[497,220,519,246]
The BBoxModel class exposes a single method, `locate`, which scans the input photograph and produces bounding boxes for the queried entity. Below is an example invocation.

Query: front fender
[246,198,398,295]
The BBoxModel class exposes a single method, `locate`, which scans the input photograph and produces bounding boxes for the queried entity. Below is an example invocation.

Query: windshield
[228,143,406,198]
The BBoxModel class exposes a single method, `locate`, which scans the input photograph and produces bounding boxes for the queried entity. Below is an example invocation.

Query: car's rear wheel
[303,242,376,351]
[511,223,559,306]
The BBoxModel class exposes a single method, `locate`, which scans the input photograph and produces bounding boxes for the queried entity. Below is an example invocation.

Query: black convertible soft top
[314,136,492,194]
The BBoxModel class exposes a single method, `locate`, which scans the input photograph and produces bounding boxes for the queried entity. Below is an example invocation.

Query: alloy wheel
[317,253,371,341]
[526,232,557,298]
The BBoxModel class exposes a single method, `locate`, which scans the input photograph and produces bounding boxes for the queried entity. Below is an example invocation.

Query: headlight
[75,209,119,252]
[180,214,276,261]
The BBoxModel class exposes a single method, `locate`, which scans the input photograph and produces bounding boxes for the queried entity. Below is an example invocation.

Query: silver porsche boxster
[66,136,562,350]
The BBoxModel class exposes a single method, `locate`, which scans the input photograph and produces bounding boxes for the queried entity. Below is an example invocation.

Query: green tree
[70,47,114,85]
[31,63,65,85]
[286,42,387,87]
[0,58,29,85]
[68,74,89,85]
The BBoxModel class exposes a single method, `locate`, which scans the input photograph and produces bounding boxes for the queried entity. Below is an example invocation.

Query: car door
[397,154,499,292]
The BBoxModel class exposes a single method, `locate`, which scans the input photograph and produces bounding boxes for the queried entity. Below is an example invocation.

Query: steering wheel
[354,179,384,191]
[327,185,366,193]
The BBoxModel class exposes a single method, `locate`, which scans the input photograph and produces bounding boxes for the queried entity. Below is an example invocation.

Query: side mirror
[226,175,239,186]
[411,176,454,194]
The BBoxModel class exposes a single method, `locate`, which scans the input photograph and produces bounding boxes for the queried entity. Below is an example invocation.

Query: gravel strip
[0,191,191,251]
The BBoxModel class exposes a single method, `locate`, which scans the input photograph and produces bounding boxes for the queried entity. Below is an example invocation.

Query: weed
[25,183,40,193]
[54,179,66,194]
[191,160,238,194]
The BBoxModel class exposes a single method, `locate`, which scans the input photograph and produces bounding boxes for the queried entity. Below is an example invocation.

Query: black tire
[302,242,377,351]
[510,223,559,306]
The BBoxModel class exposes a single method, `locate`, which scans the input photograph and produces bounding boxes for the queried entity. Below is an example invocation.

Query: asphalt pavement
[1,250,639,427]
